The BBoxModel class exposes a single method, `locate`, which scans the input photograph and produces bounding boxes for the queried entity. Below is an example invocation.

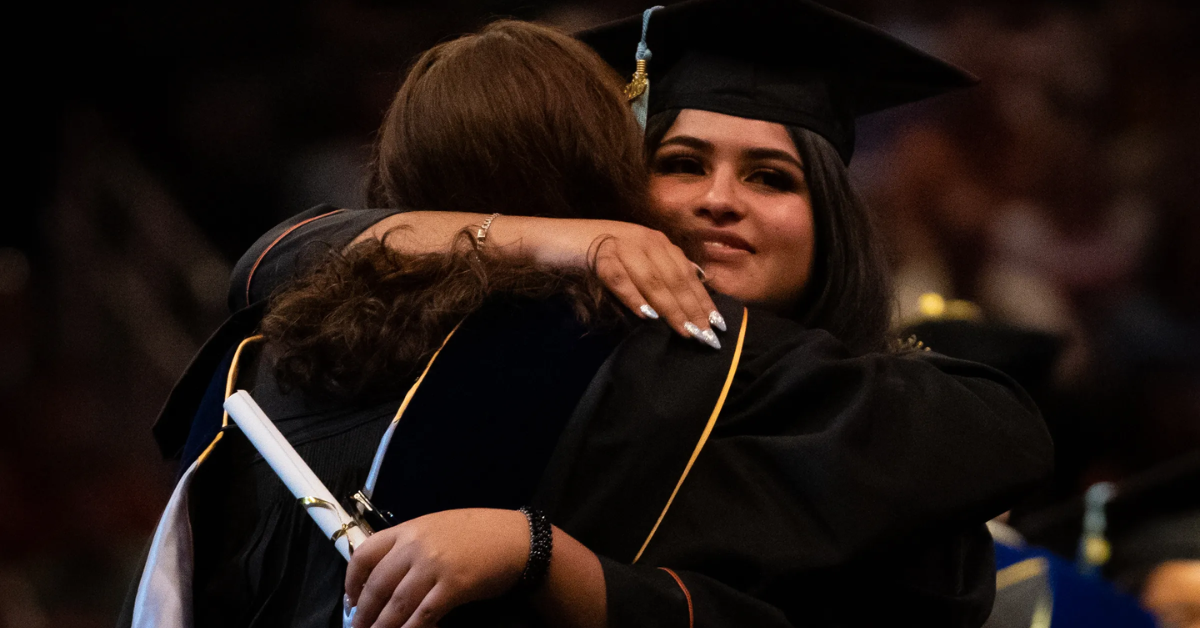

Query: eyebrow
[745,148,805,171]
[658,135,712,152]
[658,135,805,171]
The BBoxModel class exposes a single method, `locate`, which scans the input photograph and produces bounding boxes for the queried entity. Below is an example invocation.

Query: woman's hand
[345,508,529,628]
[357,212,726,349]
[511,217,726,348]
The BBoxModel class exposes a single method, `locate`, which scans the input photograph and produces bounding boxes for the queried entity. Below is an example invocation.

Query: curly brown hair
[262,20,648,400]
[261,233,625,401]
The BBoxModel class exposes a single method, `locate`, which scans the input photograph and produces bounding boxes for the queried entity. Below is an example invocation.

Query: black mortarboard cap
[577,0,978,163]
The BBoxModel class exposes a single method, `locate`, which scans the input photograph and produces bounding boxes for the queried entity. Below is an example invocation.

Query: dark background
[2,0,1197,624]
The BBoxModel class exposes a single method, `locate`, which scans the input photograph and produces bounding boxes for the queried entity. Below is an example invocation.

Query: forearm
[350,211,531,260]
[352,211,490,251]
[532,526,607,628]
[241,206,716,341]
[351,211,628,269]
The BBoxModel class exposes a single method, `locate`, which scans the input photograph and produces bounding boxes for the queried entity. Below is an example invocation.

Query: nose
[694,166,746,225]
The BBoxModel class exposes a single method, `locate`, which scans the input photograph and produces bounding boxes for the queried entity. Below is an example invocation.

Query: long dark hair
[263,21,644,400]
[646,110,894,355]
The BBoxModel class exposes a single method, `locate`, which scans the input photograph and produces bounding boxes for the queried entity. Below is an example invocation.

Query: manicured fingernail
[692,262,707,281]
[709,310,727,332]
[684,322,722,350]
[639,304,660,320]
[344,594,352,616]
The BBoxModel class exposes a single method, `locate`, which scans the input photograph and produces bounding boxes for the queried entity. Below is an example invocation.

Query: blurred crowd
[855,0,1199,491]
[2,0,1196,626]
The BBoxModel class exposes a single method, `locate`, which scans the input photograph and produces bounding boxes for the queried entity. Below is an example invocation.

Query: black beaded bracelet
[517,506,553,592]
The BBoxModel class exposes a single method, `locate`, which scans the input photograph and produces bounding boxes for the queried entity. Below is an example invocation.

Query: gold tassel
[625,59,650,130]
[625,59,649,101]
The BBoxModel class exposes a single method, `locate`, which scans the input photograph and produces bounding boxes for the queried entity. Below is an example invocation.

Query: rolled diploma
[224,390,369,561]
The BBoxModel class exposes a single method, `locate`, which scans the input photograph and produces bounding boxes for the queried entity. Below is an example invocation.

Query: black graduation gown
[124,205,1053,628]
[180,293,620,628]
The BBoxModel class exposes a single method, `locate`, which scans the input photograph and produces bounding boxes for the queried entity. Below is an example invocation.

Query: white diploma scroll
[224,390,370,561]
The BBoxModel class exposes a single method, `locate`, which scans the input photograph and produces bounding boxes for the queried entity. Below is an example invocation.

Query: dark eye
[654,156,706,176]
[747,170,797,192]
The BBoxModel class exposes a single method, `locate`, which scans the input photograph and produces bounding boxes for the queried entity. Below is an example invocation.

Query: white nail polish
[640,304,660,319]
[684,322,721,350]
[343,595,356,628]
[709,310,727,332]
[699,328,722,350]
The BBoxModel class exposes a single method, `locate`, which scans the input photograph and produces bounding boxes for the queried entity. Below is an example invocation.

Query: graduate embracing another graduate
[124,2,1053,627]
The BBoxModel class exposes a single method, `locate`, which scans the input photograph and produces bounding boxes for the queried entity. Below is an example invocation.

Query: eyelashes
[746,170,798,192]
[652,156,705,176]
[653,154,801,193]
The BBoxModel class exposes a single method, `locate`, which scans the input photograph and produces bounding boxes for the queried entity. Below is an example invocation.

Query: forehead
[662,109,800,158]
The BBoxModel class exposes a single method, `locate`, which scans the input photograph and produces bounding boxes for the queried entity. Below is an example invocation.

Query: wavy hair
[263,20,645,400]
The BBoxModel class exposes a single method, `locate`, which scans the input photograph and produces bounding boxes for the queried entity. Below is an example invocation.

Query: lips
[695,229,755,257]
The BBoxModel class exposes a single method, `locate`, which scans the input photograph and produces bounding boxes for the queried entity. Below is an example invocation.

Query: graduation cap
[577,0,978,163]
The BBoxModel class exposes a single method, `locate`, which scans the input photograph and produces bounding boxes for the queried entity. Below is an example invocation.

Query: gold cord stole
[633,307,749,563]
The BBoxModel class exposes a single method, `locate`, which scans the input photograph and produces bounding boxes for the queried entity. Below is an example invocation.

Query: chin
[707,276,769,308]
[711,280,803,316]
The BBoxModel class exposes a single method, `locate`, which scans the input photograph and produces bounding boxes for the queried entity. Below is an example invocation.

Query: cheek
[759,200,815,298]
[648,177,690,221]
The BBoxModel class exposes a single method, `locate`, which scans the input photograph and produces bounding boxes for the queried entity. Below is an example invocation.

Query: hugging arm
[600,525,996,628]
[237,212,1052,627]
[589,356,1046,627]
[549,316,1053,627]
[342,511,994,628]
[343,509,608,628]
[231,207,720,340]
[354,322,1049,628]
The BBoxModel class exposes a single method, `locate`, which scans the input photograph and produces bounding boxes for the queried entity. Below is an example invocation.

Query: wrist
[518,217,577,267]
[515,506,554,594]
[474,212,501,248]
[482,214,539,264]
[531,218,626,270]
[529,525,607,628]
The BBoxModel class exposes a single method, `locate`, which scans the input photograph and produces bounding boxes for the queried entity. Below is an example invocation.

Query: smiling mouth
[701,241,755,263]
[698,232,755,254]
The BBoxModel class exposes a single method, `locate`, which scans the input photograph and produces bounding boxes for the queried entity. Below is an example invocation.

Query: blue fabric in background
[994,542,1155,628]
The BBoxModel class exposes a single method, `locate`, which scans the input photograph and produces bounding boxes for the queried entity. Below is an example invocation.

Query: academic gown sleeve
[227,205,402,312]
[150,206,402,460]
[552,301,1053,627]
[599,521,997,628]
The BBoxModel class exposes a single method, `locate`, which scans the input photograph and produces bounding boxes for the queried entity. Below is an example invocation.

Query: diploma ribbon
[298,496,370,552]
[225,390,370,562]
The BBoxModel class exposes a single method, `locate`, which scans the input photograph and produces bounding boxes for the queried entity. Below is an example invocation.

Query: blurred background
[2,0,1197,625]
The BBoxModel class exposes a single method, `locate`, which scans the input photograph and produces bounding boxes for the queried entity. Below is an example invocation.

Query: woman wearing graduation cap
[150,2,1052,627]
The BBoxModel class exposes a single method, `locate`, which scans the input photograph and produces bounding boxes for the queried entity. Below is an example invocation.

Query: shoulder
[229,205,406,311]
[730,297,1029,386]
